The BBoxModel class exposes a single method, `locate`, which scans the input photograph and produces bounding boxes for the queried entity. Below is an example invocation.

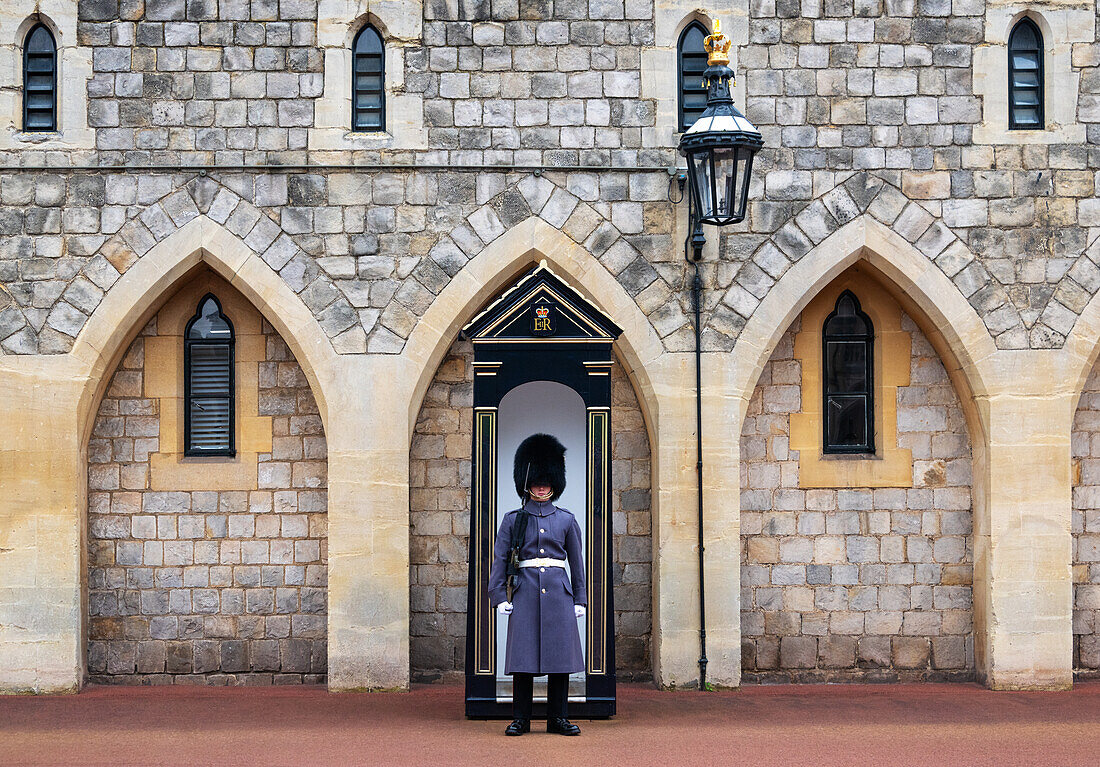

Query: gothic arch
[402,215,665,439]
[71,216,338,444]
[727,213,1010,684]
[399,214,677,682]
[729,215,997,439]
[719,172,1028,350]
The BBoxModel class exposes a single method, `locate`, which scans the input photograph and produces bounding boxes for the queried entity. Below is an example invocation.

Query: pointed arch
[71,216,338,444]
[1061,242,1100,415]
[726,213,1008,686]
[677,20,708,131]
[1008,16,1044,129]
[351,23,385,131]
[23,22,57,132]
[730,215,996,441]
[399,215,679,684]
[402,216,665,438]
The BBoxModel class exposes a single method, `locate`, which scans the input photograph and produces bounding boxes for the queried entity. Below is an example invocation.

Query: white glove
[574,605,586,618]
[497,602,513,615]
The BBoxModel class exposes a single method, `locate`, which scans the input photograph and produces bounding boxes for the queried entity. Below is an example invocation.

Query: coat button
[540,529,545,533]
[539,548,544,553]
[541,588,546,594]
[540,567,545,572]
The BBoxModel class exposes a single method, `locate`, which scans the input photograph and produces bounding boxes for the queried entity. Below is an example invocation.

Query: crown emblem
[704,19,731,66]
[535,307,549,318]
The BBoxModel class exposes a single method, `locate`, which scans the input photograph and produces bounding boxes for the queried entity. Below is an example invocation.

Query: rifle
[505,466,532,602]
[505,508,529,603]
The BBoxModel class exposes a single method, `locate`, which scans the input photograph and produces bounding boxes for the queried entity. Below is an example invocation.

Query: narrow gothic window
[822,291,874,454]
[23,24,57,132]
[1008,18,1044,130]
[184,295,235,457]
[352,25,385,131]
[678,22,708,132]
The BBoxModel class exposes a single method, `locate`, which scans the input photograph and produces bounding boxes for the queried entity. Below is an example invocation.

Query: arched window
[23,23,57,132]
[1008,18,1044,130]
[822,291,874,454]
[678,22,709,132]
[184,295,235,457]
[352,25,385,131]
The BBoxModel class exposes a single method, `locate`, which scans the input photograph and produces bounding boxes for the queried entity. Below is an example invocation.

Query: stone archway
[86,269,329,684]
[725,213,1080,689]
[396,218,712,685]
[738,266,975,682]
[0,215,341,692]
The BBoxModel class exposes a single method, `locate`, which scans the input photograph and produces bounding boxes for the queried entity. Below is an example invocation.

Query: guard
[488,433,587,736]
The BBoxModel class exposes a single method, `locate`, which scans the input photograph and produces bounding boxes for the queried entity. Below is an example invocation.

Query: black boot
[505,719,530,736]
[547,717,581,736]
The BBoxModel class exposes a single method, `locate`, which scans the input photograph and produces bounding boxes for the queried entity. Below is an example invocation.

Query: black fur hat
[513,433,567,501]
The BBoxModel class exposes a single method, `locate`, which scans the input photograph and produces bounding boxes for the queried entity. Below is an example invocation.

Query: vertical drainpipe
[687,195,709,690]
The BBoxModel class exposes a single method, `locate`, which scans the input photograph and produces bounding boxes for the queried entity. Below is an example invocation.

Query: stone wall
[87,280,328,685]
[740,305,974,682]
[0,1,1094,361]
[1072,361,1100,675]
[409,338,652,682]
[0,0,1095,695]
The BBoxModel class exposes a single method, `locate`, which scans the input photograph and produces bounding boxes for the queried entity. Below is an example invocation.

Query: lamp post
[677,19,764,690]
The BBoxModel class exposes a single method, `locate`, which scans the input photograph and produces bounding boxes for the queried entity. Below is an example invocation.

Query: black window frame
[822,290,875,455]
[677,21,709,133]
[1008,17,1044,130]
[23,22,57,133]
[352,24,385,132]
[184,293,236,458]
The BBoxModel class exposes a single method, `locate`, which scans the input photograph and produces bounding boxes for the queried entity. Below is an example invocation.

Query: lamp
[678,20,764,228]
[675,19,764,692]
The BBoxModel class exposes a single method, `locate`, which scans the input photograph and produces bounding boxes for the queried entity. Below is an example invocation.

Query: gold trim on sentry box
[474,409,497,675]
[473,361,502,377]
[476,284,614,340]
[584,361,613,377]
[472,338,611,344]
[463,259,620,334]
[586,409,609,675]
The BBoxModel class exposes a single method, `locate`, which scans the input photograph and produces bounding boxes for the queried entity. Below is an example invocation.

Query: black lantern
[678,21,764,227]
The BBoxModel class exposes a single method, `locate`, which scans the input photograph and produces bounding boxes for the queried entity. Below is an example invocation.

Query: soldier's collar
[524,499,555,516]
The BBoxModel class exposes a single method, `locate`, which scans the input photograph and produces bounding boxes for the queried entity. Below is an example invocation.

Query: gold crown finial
[704,18,731,66]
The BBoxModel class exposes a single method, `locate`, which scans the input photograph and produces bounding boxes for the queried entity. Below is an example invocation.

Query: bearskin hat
[513,433,567,501]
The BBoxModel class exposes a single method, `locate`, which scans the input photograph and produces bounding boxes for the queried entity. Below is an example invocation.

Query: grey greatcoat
[488,499,587,675]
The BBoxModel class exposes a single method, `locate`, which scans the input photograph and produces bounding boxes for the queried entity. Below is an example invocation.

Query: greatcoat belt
[518,558,567,568]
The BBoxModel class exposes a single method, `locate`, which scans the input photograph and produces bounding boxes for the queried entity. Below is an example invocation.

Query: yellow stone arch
[0,216,339,693]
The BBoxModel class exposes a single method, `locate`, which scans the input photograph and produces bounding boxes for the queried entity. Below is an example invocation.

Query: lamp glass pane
[1012,53,1039,69]
[713,147,739,221]
[1013,107,1040,125]
[691,151,713,219]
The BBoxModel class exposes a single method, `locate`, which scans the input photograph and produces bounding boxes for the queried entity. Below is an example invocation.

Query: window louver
[678,22,709,132]
[353,25,385,131]
[1008,18,1043,130]
[184,295,235,456]
[24,24,57,132]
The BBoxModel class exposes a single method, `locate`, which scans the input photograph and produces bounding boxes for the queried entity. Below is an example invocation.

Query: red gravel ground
[2,681,1098,767]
